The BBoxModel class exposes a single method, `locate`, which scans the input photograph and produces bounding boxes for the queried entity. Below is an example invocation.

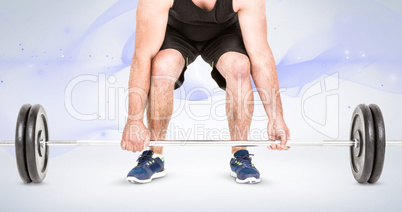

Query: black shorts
[160,21,249,90]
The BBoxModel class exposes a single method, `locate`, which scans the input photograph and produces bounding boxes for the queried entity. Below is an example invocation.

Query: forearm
[127,52,152,122]
[251,52,284,121]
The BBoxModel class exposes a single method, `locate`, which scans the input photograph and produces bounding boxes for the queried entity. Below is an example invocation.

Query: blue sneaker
[126,150,166,184]
[230,150,261,184]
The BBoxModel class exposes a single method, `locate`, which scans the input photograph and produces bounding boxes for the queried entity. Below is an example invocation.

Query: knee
[151,51,182,77]
[222,54,251,80]
[151,50,183,87]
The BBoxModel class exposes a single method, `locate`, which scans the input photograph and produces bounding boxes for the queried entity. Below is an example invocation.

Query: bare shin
[216,53,254,154]
[147,50,184,155]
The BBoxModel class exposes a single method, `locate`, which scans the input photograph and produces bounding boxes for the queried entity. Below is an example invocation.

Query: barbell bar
[1,139,402,147]
[0,140,357,147]
[0,103,394,184]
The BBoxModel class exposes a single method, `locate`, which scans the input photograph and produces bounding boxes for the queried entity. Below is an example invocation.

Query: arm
[128,0,171,122]
[237,0,290,150]
[122,0,172,152]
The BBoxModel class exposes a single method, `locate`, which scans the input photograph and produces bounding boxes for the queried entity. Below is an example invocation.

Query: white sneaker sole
[231,171,261,184]
[127,170,167,184]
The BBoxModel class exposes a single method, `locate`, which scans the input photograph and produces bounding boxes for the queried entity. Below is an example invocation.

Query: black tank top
[168,0,238,42]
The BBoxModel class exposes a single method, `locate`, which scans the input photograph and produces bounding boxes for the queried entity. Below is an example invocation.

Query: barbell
[0,103,400,184]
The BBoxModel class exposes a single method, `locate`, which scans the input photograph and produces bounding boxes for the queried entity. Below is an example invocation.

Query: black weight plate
[15,104,32,183]
[368,104,386,184]
[350,104,375,183]
[26,104,49,183]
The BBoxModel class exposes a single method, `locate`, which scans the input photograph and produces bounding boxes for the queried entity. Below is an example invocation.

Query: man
[121,0,290,184]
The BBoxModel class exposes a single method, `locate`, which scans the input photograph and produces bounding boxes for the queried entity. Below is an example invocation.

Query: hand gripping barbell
[0,103,400,184]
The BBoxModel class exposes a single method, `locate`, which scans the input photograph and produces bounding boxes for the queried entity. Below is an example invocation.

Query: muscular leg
[215,52,254,154]
[147,49,185,155]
